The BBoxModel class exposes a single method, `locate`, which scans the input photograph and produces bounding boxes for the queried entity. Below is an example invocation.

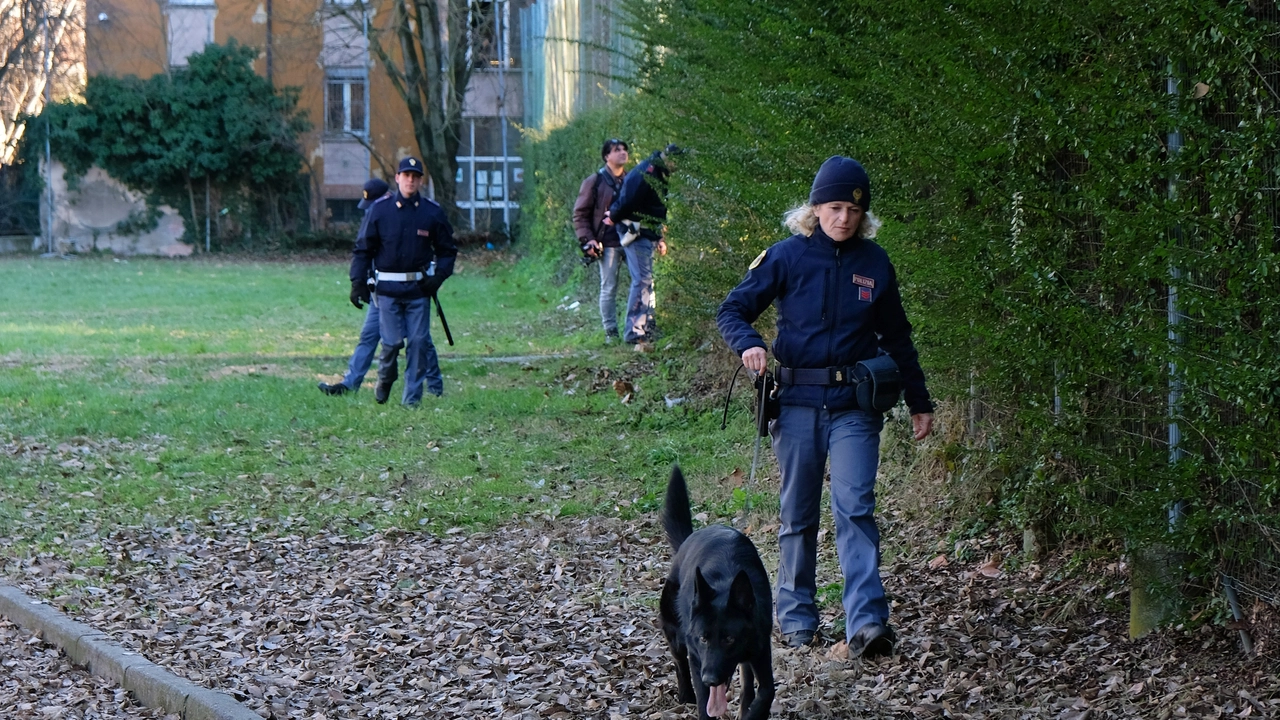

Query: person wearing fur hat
[717,156,934,659]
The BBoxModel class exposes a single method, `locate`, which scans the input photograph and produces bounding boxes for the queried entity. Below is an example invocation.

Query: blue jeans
[771,404,886,641]
[622,238,655,343]
[341,303,381,390]
[598,246,624,335]
[377,295,442,405]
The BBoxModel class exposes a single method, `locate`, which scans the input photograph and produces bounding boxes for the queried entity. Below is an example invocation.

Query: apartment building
[84,0,523,231]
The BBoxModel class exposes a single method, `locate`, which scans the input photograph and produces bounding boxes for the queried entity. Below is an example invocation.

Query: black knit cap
[809,156,871,210]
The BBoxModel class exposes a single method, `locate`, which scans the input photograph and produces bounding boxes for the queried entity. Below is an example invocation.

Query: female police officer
[717,156,934,658]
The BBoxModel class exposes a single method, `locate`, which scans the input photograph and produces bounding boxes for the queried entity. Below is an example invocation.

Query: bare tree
[0,0,83,164]
[334,0,495,228]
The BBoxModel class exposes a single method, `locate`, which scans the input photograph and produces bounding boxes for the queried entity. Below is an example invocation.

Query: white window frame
[324,68,368,137]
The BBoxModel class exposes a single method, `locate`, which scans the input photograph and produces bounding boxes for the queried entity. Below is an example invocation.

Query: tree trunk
[186,173,199,245]
[361,0,484,230]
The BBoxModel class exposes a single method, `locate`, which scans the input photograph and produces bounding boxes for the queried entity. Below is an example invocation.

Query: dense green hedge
[523,0,1280,606]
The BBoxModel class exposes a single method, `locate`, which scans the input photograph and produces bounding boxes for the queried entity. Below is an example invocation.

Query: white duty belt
[375,271,424,282]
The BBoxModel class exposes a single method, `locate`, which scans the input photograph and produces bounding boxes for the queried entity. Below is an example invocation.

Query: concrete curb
[0,582,261,720]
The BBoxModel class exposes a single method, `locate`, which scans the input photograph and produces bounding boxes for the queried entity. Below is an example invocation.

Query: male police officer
[349,157,458,406]
[319,177,391,396]
[717,156,934,659]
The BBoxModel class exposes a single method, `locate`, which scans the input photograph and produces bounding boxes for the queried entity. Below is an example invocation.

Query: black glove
[419,275,443,297]
[350,281,371,309]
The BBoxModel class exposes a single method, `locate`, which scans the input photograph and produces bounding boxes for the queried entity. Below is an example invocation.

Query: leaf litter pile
[3,507,1277,719]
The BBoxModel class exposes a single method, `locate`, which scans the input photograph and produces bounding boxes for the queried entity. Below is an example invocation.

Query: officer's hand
[742,347,767,375]
[603,211,614,226]
[420,275,443,296]
[350,281,370,309]
[580,239,601,258]
[911,413,934,441]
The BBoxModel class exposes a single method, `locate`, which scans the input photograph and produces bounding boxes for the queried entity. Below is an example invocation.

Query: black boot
[317,382,350,396]
[375,344,401,405]
[849,622,896,659]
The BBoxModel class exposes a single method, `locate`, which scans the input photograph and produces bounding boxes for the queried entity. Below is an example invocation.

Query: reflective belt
[376,271,424,282]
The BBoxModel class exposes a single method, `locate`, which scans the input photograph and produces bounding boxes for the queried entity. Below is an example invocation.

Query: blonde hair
[782,203,881,239]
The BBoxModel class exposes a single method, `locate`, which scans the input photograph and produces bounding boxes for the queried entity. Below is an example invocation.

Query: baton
[432,293,454,346]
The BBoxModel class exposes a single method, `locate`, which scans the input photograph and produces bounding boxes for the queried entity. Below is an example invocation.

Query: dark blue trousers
[340,303,381,391]
[377,295,442,405]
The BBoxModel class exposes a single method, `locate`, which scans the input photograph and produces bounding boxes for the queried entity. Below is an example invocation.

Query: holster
[852,354,902,413]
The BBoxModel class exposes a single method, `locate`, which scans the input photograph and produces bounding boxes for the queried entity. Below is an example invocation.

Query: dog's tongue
[706,684,730,717]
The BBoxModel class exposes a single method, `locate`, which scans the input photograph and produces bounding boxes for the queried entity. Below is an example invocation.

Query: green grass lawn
[0,252,770,553]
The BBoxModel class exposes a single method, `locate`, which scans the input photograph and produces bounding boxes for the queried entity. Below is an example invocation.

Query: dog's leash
[720,364,767,486]
[749,387,765,485]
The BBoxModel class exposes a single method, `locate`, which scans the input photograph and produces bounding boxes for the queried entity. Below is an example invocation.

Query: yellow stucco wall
[84,0,424,216]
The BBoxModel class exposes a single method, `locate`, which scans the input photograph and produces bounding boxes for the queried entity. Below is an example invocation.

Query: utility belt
[375,270,425,282]
[374,261,437,284]
[777,354,903,413]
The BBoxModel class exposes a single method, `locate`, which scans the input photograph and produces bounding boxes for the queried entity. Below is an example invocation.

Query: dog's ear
[694,567,715,610]
[729,570,756,613]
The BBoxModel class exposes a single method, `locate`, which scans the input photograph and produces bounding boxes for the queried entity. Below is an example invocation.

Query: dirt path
[3,508,1275,719]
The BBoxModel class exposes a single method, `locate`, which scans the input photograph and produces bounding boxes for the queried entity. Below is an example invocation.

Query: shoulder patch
[748,249,767,270]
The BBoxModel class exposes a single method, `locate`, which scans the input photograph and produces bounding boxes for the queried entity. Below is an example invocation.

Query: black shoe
[318,382,350,396]
[849,622,896,659]
[605,330,620,345]
[374,380,394,404]
[784,630,815,648]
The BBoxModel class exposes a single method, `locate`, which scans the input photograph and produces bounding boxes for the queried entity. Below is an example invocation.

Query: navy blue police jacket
[608,156,669,238]
[716,226,933,415]
[350,191,458,299]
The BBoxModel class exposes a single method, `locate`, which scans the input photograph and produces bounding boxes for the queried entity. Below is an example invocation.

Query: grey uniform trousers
[770,404,888,641]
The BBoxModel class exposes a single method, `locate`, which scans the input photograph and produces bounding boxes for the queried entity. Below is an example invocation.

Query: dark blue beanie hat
[809,156,871,210]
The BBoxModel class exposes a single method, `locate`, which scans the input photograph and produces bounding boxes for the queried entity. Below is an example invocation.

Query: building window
[167,0,217,69]
[325,72,366,135]
[326,199,362,225]
[468,0,517,69]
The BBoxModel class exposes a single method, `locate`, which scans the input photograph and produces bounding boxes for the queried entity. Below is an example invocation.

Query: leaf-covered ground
[1,618,175,719]
[4,499,1275,720]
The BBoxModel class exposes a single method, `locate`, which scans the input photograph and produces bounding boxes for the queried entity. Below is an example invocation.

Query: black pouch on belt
[853,354,902,413]
[753,371,780,436]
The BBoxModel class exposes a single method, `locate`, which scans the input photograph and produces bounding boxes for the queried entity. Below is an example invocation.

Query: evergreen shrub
[21,41,312,248]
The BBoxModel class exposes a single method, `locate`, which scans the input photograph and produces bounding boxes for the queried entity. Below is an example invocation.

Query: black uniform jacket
[608,156,669,238]
[717,227,933,415]
[350,191,458,299]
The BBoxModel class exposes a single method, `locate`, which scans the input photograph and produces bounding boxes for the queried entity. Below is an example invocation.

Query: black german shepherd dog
[659,466,775,719]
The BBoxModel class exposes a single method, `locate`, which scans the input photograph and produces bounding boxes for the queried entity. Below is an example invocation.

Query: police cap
[398,157,424,175]
[357,178,389,210]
